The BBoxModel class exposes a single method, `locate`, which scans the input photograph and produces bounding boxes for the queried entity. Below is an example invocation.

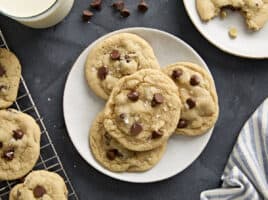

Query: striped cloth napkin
[201,98,268,200]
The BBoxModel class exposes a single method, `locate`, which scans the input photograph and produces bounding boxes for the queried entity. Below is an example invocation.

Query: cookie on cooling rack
[0,48,21,109]
[162,62,219,136]
[9,170,68,200]
[85,33,160,100]
[90,112,166,172]
[0,109,41,181]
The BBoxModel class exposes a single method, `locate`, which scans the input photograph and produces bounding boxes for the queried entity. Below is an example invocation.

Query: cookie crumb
[228,27,238,39]
[220,10,227,19]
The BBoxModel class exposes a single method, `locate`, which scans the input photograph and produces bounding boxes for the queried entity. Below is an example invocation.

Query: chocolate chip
[97,66,108,80]
[3,148,14,161]
[171,69,183,80]
[119,113,126,120]
[177,119,188,128]
[190,75,200,86]
[138,0,148,12]
[186,98,196,109]
[112,0,125,11]
[13,130,24,140]
[152,130,163,139]
[120,8,130,17]
[33,186,46,198]
[0,142,2,148]
[90,0,102,10]
[110,50,121,60]
[0,65,6,77]
[82,10,94,21]
[127,91,139,101]
[106,149,119,160]
[130,123,143,136]
[151,93,164,107]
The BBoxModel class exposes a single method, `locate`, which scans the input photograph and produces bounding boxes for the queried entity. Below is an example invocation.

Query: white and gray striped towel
[201,98,268,200]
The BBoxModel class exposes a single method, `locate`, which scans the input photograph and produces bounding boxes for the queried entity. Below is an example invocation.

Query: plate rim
[63,27,215,183]
[182,0,268,59]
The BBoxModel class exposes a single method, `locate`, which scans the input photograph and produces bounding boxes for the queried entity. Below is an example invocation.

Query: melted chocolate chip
[3,148,14,161]
[106,149,119,160]
[152,130,163,139]
[151,93,164,107]
[171,69,183,80]
[186,98,196,109]
[13,130,24,140]
[0,142,3,148]
[127,91,139,101]
[82,10,94,21]
[130,123,143,136]
[177,119,188,128]
[120,8,130,17]
[97,66,108,80]
[33,186,46,198]
[190,75,200,86]
[0,65,6,77]
[112,0,125,11]
[90,0,102,10]
[138,0,148,12]
[110,50,121,60]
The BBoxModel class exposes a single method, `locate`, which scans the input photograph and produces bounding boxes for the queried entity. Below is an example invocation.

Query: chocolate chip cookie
[85,33,160,100]
[9,170,68,200]
[196,0,268,31]
[0,109,41,180]
[90,112,166,172]
[0,48,21,109]
[103,69,181,151]
[162,62,219,136]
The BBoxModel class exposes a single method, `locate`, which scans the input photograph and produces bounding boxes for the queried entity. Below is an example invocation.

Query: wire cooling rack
[0,30,78,200]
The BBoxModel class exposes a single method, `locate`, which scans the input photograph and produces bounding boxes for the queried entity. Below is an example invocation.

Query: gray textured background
[1,0,268,199]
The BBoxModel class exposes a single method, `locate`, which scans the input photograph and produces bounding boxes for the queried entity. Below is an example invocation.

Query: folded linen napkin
[201,98,268,200]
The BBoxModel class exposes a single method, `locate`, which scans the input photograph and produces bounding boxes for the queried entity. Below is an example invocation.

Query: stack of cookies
[0,48,68,200]
[85,33,219,172]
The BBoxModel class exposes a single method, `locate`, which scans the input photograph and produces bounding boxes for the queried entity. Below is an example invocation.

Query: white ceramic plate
[183,0,268,59]
[63,27,214,183]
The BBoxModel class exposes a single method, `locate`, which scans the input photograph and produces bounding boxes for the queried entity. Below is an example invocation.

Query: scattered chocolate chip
[90,0,102,10]
[130,123,143,136]
[171,69,183,80]
[82,10,94,21]
[97,66,108,80]
[110,50,121,60]
[152,130,163,139]
[119,113,126,120]
[0,65,6,77]
[127,91,139,101]
[177,119,188,128]
[151,93,164,107]
[120,8,130,17]
[0,142,3,148]
[3,148,14,161]
[106,149,119,160]
[186,98,196,109]
[33,186,46,198]
[112,0,125,11]
[13,130,24,140]
[138,0,148,12]
[190,75,200,86]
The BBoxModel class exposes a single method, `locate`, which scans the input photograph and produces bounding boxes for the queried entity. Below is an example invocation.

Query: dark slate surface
[0,0,267,199]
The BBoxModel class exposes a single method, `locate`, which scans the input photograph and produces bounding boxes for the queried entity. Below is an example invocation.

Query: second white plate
[63,27,214,183]
[183,0,268,59]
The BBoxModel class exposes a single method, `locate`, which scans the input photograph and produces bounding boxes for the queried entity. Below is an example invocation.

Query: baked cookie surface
[103,69,181,151]
[196,0,268,30]
[163,62,219,136]
[85,33,160,100]
[9,170,68,200]
[0,109,41,181]
[90,112,166,172]
[0,48,21,109]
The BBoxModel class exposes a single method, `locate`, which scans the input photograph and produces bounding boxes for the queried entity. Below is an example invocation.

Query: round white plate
[63,27,214,183]
[183,0,268,59]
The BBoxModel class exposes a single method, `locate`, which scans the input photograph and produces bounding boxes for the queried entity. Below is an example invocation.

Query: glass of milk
[0,0,74,28]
